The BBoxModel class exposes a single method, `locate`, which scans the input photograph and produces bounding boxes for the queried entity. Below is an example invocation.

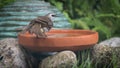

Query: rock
[99,37,120,47]
[0,38,35,68]
[92,37,120,67]
[39,50,77,68]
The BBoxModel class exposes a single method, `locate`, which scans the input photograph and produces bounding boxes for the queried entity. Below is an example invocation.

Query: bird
[20,13,57,38]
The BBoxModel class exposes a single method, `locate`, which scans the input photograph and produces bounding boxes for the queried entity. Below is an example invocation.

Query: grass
[72,49,120,68]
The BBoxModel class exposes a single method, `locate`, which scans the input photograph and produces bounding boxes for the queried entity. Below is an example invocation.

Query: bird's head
[46,13,58,20]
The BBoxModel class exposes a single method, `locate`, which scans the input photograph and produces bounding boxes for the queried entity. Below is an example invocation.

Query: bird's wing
[36,16,53,26]
[34,16,53,30]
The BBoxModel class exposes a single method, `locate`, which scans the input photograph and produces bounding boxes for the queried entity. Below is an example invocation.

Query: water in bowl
[47,33,82,38]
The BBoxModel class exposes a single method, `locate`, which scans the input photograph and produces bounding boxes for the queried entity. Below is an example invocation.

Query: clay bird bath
[18,29,98,52]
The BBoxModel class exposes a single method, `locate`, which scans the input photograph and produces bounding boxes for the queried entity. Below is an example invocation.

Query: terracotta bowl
[18,29,98,52]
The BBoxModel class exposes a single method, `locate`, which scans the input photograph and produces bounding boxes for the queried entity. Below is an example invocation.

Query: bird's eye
[52,15,55,17]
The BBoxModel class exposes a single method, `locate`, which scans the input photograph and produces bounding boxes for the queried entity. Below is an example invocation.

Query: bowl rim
[18,29,98,39]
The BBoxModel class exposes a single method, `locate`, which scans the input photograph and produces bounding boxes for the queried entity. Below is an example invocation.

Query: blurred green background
[45,0,120,41]
[0,0,15,8]
[0,0,120,41]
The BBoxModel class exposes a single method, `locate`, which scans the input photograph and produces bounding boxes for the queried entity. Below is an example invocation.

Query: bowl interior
[21,29,96,38]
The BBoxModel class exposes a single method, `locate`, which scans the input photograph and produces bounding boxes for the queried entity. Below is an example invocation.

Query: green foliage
[46,0,120,41]
[72,49,120,68]
[0,0,15,8]
[77,50,93,68]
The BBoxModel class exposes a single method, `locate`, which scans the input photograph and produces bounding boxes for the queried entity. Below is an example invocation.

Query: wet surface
[47,33,82,38]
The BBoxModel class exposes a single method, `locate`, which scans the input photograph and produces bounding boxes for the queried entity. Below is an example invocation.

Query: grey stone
[39,50,77,68]
[92,37,120,67]
[99,37,120,47]
[0,38,34,68]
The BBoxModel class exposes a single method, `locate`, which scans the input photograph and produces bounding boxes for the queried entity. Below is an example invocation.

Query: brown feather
[20,15,53,38]
[29,23,46,38]
[35,16,53,30]
[20,20,35,34]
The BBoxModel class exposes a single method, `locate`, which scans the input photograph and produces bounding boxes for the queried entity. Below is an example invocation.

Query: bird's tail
[20,22,34,34]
